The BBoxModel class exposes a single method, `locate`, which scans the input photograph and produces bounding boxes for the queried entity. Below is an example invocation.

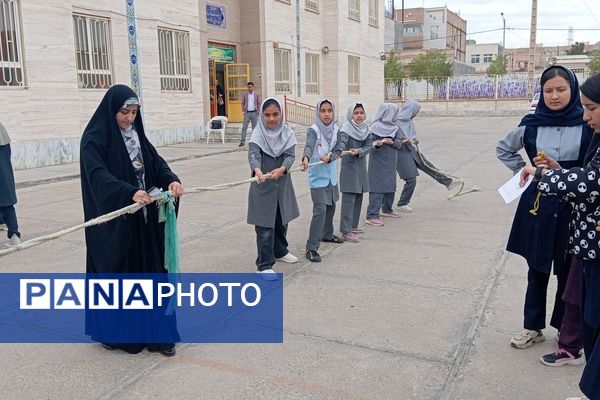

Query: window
[368,0,378,26]
[470,54,480,64]
[1,0,25,87]
[73,14,113,89]
[305,53,319,94]
[274,48,291,93]
[305,0,319,12]
[483,53,493,63]
[158,27,191,91]
[348,0,360,21]
[276,0,291,3]
[348,55,360,93]
[430,25,438,39]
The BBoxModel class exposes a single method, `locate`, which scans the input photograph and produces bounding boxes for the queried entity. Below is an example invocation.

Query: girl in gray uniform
[302,99,344,263]
[366,103,403,226]
[336,102,373,243]
[247,98,300,280]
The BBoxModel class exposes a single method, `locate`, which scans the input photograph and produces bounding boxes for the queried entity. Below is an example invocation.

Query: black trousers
[523,267,568,331]
[255,207,289,271]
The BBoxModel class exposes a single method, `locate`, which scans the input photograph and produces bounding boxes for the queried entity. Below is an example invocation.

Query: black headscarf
[80,84,179,273]
[519,65,584,127]
[581,73,600,104]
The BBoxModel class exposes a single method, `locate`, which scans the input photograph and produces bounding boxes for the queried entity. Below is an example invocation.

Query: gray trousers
[240,111,259,144]
[397,155,453,206]
[306,202,336,251]
[340,193,363,234]
[397,177,416,206]
[367,192,395,219]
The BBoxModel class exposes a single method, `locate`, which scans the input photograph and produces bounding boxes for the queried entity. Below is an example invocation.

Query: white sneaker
[510,329,545,349]
[9,234,21,247]
[256,269,280,281]
[276,253,298,263]
[0,224,7,231]
[447,178,464,192]
[397,205,414,213]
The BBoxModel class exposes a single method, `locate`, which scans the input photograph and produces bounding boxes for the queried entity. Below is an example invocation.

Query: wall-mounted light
[380,52,387,60]
[322,46,329,54]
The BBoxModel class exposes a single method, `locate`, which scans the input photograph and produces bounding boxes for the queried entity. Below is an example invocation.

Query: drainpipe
[296,0,301,96]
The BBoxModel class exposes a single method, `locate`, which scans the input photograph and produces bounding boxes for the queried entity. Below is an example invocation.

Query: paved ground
[0,116,588,400]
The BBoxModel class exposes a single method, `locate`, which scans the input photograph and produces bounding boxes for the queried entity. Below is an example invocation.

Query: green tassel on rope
[157,191,180,315]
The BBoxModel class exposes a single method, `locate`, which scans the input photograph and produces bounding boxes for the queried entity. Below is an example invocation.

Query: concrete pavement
[0,116,587,400]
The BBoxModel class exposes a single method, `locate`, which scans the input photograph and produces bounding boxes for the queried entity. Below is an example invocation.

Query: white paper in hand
[498,168,534,204]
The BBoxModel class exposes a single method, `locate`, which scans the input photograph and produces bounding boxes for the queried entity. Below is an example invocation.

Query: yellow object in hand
[537,150,545,160]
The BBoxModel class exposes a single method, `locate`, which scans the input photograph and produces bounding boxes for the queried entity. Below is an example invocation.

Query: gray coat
[368,132,403,193]
[247,143,300,228]
[334,132,372,193]
[396,142,419,179]
[0,144,17,206]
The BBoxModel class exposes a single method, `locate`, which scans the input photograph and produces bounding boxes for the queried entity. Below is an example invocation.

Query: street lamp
[500,12,506,54]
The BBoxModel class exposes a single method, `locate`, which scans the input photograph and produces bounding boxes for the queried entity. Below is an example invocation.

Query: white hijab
[369,103,400,138]
[0,122,10,146]
[340,102,369,141]
[249,97,297,157]
[397,99,421,139]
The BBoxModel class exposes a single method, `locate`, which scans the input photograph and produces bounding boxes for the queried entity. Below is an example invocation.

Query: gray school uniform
[303,127,341,205]
[247,143,300,228]
[395,142,419,179]
[336,132,372,194]
[368,132,403,193]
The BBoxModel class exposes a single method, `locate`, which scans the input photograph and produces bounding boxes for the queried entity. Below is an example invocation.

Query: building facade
[393,6,466,62]
[1,0,385,169]
[466,43,503,74]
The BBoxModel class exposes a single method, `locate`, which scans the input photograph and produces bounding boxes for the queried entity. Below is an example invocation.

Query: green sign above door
[208,45,235,63]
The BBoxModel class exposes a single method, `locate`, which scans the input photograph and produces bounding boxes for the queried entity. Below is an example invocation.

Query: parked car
[528,93,540,114]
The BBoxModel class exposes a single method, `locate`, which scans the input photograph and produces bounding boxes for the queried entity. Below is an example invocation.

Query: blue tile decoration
[126,0,141,99]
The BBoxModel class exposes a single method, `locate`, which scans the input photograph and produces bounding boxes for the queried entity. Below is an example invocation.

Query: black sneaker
[238,143,245,147]
[322,235,344,244]
[148,344,176,357]
[541,348,584,367]
[305,249,321,262]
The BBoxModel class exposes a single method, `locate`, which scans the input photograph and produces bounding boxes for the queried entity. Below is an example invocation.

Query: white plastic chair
[205,116,228,144]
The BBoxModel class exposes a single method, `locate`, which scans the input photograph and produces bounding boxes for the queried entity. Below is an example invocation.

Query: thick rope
[0,161,325,257]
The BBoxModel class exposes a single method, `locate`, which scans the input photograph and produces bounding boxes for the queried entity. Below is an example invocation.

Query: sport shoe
[365,218,384,227]
[541,348,585,367]
[510,329,545,349]
[9,234,21,246]
[381,211,402,218]
[396,205,414,213]
[256,269,280,280]
[277,253,298,263]
[342,232,360,243]
[322,235,344,244]
[305,249,321,262]
[238,142,245,147]
[0,224,7,231]
[447,178,464,192]
[352,226,365,234]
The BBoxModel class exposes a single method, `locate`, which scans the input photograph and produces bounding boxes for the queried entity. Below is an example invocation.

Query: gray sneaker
[510,329,545,349]
[9,234,21,247]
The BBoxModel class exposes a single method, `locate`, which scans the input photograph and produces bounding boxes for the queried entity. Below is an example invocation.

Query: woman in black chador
[80,84,183,356]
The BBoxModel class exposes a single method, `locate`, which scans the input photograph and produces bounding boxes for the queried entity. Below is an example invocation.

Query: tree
[384,49,404,81]
[407,50,453,80]
[567,42,585,55]
[589,50,600,73]
[486,55,507,76]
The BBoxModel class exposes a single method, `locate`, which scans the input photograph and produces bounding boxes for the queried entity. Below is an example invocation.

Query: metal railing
[382,72,582,101]
[284,95,316,126]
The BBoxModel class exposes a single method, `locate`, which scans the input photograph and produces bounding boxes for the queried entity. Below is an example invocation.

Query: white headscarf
[313,99,337,144]
[0,121,10,146]
[249,97,297,157]
[369,103,400,138]
[397,99,421,139]
[340,102,369,141]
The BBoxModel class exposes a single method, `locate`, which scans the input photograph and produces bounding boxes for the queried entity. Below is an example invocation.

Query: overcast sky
[399,0,600,49]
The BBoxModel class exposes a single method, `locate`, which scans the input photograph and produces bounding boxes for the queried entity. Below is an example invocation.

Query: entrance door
[208,60,217,117]
[224,63,250,123]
